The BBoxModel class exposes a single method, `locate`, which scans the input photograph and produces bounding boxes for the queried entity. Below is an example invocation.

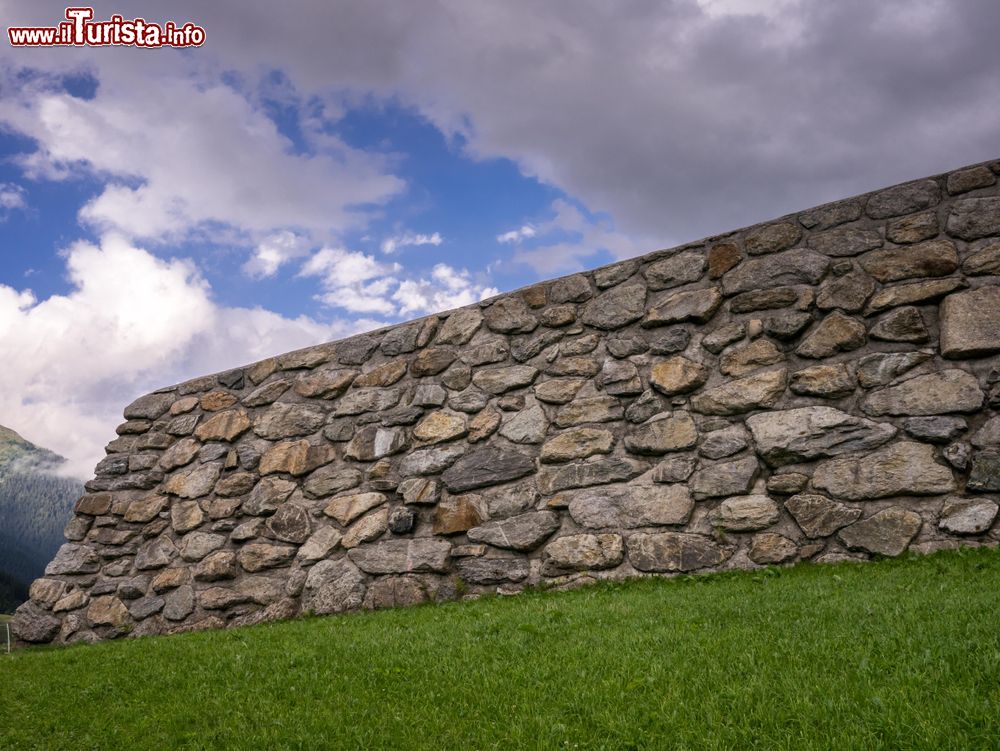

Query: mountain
[0,424,83,612]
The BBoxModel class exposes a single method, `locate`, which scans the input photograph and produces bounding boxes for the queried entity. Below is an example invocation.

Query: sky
[0,0,998,477]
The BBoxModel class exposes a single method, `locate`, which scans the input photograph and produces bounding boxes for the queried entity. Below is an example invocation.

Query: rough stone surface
[22,157,1000,647]
[812,442,956,500]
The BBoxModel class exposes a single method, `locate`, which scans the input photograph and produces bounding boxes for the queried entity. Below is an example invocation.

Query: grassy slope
[2,548,999,750]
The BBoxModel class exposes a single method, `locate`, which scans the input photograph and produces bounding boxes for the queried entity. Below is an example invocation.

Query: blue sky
[1,0,999,475]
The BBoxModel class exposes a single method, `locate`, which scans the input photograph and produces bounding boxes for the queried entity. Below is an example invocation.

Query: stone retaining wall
[13,157,1000,645]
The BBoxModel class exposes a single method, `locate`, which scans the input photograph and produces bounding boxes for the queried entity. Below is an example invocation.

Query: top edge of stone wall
[155,155,1000,399]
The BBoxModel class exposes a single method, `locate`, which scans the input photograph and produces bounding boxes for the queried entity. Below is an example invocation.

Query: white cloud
[242,231,311,278]
[0,235,361,478]
[496,225,536,244]
[0,63,404,247]
[0,182,27,217]
[394,264,499,318]
[381,231,443,254]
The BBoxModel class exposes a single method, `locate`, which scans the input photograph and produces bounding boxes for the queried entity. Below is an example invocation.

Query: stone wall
[13,157,1000,646]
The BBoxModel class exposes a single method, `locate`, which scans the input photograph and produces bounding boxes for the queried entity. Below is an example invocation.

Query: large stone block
[940,287,1000,359]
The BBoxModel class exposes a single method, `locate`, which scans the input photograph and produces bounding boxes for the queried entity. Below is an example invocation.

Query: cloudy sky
[1,0,998,476]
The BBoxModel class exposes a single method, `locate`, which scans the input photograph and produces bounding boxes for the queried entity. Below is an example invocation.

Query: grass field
[2,548,999,750]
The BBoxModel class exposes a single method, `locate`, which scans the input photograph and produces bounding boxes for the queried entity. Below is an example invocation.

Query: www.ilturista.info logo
[8,7,206,48]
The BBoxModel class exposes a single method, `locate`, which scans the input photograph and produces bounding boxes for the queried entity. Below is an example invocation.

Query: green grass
[2,549,1000,750]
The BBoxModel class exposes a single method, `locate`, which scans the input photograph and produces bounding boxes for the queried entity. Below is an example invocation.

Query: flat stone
[298,526,343,561]
[859,239,958,283]
[745,222,801,255]
[124,392,174,420]
[260,440,336,475]
[293,368,357,398]
[237,543,296,572]
[341,508,389,548]
[397,444,466,476]
[302,559,366,614]
[784,493,861,538]
[798,199,862,230]
[562,333,601,356]
[545,356,600,378]
[650,454,697,483]
[468,510,560,551]
[12,602,61,643]
[707,242,742,278]
[334,388,402,416]
[554,396,624,426]
[252,403,326,440]
[689,455,759,499]
[650,356,710,395]
[946,196,1000,240]
[568,482,693,529]
[944,442,973,472]
[335,334,380,366]
[162,585,195,621]
[484,297,538,334]
[540,428,615,463]
[348,539,452,575]
[303,465,362,499]
[807,227,883,257]
[699,424,749,459]
[456,557,530,585]
[721,250,830,295]
[410,347,457,377]
[644,251,706,289]
[962,240,1000,276]
[968,450,1000,492]
[178,531,225,562]
[441,447,536,492]
[855,351,932,388]
[643,287,723,326]
[163,463,221,499]
[789,364,855,398]
[538,456,645,494]
[938,498,998,534]
[624,413,698,455]
[323,491,387,526]
[472,365,538,394]
[712,495,779,531]
[748,533,798,564]
[625,390,664,424]
[544,534,624,572]
[595,259,640,288]
[812,441,955,500]
[886,211,939,244]
[767,473,808,495]
[215,471,256,497]
[947,164,997,194]
[816,271,876,312]
[535,378,586,404]
[244,476,296,515]
[193,551,237,582]
[548,275,593,305]
[627,532,732,572]
[157,438,200,472]
[796,312,866,358]
[129,596,165,621]
[133,536,178,571]
[690,369,786,415]
[940,287,1000,359]
[869,307,929,343]
[747,406,896,466]
[647,328,691,355]
[436,308,484,345]
[45,543,101,575]
[865,278,966,314]
[379,323,421,356]
[861,370,983,416]
[499,405,548,444]
[759,313,811,344]
[266,503,312,543]
[345,426,408,461]
[86,595,129,628]
[720,340,784,377]
[194,410,251,442]
[702,323,746,354]
[467,406,502,443]
[729,286,803,314]
[866,179,940,219]
[579,282,647,330]
[413,411,468,444]
[838,508,922,556]
[124,495,167,523]
[598,359,642,396]
[200,390,238,412]
[433,494,488,535]
[904,416,967,444]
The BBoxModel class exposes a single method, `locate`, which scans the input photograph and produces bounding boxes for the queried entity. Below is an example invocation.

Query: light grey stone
[746,406,897,466]
[812,442,955,500]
